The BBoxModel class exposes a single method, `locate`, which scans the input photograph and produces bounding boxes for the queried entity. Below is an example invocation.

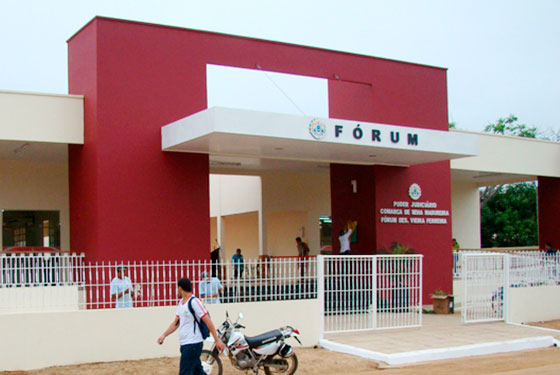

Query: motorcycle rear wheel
[263,353,298,375]
[200,349,223,375]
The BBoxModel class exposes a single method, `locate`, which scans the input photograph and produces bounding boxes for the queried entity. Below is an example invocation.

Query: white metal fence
[320,255,423,334]
[461,251,560,323]
[461,253,507,323]
[0,252,85,286]
[453,249,557,279]
[0,255,316,312]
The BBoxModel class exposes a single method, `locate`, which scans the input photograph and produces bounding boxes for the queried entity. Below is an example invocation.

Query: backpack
[187,297,210,340]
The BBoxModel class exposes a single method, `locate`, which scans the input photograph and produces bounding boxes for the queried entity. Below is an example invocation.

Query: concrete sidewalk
[321,313,559,365]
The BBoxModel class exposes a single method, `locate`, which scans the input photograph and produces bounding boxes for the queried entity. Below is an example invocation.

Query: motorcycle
[200,312,301,375]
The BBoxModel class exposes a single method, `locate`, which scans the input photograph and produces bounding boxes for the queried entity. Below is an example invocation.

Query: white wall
[209,174,261,217]
[0,90,83,144]
[0,299,320,371]
[508,285,560,324]
[450,180,481,249]
[0,159,70,250]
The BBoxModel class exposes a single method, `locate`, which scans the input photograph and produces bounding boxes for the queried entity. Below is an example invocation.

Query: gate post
[371,256,377,329]
[317,255,325,339]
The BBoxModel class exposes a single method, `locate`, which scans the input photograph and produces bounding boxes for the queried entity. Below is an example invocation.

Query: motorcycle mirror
[238,312,244,320]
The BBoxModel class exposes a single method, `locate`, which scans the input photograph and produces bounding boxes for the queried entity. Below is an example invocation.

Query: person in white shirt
[338,220,357,255]
[110,266,135,308]
[157,278,225,375]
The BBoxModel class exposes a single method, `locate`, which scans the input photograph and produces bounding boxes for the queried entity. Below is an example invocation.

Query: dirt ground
[528,319,560,330]
[4,322,560,375]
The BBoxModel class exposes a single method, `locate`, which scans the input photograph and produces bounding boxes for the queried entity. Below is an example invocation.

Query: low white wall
[0,298,320,371]
[507,285,560,324]
[0,285,82,313]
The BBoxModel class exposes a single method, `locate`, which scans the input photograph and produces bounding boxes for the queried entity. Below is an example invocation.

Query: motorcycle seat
[245,329,283,348]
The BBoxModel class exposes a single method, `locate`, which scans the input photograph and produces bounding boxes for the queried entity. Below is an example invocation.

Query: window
[2,210,60,249]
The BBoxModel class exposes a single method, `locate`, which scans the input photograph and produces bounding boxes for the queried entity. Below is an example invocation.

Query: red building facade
[68,17,459,297]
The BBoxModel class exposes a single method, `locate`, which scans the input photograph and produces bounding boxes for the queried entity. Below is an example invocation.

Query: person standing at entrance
[232,248,244,278]
[338,220,357,255]
[157,278,225,375]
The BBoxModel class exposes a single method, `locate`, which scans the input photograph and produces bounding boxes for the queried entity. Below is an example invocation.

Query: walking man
[157,278,225,375]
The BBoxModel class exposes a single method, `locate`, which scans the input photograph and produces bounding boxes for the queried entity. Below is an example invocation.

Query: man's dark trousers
[179,342,205,375]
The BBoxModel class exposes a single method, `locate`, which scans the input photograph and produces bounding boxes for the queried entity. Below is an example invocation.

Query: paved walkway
[321,313,560,365]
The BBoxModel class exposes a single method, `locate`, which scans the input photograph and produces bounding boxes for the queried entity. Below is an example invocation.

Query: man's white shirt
[339,228,353,253]
[176,296,208,345]
[110,276,133,308]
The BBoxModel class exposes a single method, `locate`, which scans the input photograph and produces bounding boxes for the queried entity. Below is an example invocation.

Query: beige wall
[508,285,560,324]
[261,171,330,256]
[451,130,560,178]
[0,159,70,250]
[450,180,481,249]
[0,90,83,144]
[266,210,308,256]
[0,299,320,371]
[223,212,259,260]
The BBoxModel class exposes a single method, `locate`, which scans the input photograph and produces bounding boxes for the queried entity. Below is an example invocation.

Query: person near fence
[232,248,244,278]
[199,271,223,304]
[338,220,357,255]
[545,241,557,255]
[210,240,221,278]
[110,265,135,308]
[157,278,225,375]
[452,238,460,250]
[296,237,310,277]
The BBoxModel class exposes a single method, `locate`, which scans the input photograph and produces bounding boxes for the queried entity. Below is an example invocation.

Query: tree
[480,115,539,209]
[481,182,538,247]
[483,115,538,138]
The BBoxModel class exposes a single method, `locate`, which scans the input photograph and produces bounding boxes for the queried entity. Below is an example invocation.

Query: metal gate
[319,255,422,335]
[461,253,508,323]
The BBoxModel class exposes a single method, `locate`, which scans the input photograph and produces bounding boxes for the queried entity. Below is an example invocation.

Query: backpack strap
[187,297,202,335]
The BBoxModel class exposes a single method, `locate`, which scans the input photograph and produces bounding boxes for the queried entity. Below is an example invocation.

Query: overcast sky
[1,0,558,134]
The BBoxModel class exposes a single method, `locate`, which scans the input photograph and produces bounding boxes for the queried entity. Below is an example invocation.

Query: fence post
[461,253,467,322]
[419,255,423,327]
[371,256,377,329]
[317,255,325,340]
[504,254,511,323]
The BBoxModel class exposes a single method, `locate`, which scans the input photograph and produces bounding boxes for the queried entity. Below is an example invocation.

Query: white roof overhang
[162,107,479,170]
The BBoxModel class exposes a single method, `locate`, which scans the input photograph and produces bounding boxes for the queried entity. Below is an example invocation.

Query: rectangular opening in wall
[2,210,60,250]
[206,64,329,117]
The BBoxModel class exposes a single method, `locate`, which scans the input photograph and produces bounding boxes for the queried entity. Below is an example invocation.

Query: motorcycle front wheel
[263,353,298,375]
[200,349,223,375]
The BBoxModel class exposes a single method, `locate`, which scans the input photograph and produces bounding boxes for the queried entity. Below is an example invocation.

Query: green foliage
[449,121,457,129]
[480,182,538,247]
[378,242,416,254]
[484,115,538,138]
[432,288,449,296]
